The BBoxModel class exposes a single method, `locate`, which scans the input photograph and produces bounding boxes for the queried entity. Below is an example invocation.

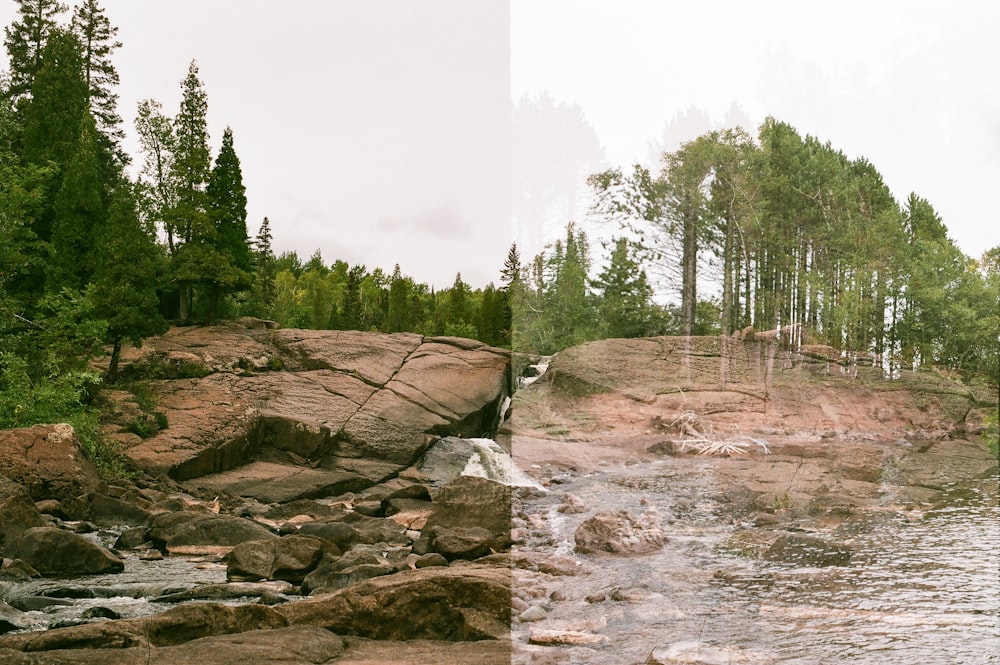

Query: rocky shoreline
[0,323,996,663]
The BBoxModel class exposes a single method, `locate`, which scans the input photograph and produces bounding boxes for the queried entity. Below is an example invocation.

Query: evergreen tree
[592,237,653,339]
[204,126,252,318]
[70,0,122,152]
[168,60,212,321]
[20,27,88,175]
[501,242,522,288]
[50,110,103,290]
[250,216,276,316]
[4,0,67,103]
[89,181,168,381]
[385,264,410,333]
[338,264,365,330]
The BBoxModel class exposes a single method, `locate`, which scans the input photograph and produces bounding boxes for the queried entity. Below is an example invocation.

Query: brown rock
[0,424,102,501]
[116,325,510,491]
[224,535,324,583]
[0,603,286,652]
[279,564,511,641]
[147,512,276,555]
[574,510,667,555]
[0,478,45,553]
[7,527,124,576]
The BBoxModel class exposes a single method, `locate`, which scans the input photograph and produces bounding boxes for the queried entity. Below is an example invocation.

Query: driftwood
[666,410,770,456]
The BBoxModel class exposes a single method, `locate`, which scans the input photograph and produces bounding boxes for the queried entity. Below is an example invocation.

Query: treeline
[242,226,511,348]
[516,120,999,382]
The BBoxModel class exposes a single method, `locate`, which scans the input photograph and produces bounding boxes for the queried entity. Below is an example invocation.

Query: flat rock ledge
[106,322,510,495]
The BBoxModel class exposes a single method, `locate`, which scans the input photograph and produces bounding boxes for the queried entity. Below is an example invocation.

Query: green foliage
[0,350,100,427]
[983,411,998,457]
[4,0,68,102]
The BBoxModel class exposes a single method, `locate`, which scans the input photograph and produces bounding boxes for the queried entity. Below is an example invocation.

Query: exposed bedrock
[107,322,510,494]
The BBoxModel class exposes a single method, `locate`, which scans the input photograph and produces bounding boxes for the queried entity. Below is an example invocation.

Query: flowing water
[513,456,1000,664]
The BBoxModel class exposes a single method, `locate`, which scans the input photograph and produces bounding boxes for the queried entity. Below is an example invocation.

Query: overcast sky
[2,1,997,288]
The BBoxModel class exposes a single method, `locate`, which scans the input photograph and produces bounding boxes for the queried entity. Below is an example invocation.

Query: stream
[511,455,1000,664]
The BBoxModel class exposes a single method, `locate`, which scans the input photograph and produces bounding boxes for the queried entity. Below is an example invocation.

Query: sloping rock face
[0,424,103,501]
[278,564,511,641]
[112,322,510,493]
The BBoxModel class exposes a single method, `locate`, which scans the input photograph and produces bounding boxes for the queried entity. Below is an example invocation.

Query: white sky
[2,1,997,288]
[512,0,1000,261]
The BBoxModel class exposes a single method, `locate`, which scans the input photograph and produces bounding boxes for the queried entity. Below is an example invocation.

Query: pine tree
[4,0,68,103]
[20,27,88,173]
[592,237,653,339]
[50,110,104,291]
[204,126,252,319]
[501,242,522,288]
[70,0,123,152]
[168,60,212,321]
[89,181,168,381]
[338,264,365,331]
[250,216,276,316]
[385,264,410,333]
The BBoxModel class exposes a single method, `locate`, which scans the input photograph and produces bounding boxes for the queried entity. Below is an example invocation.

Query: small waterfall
[461,437,547,491]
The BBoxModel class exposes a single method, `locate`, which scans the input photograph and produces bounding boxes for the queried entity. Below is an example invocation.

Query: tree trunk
[105,338,123,383]
[681,209,697,336]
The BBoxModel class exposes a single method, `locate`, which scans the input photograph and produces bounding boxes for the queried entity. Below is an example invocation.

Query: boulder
[0,603,286,652]
[416,476,511,555]
[574,510,667,555]
[424,525,494,561]
[0,601,29,636]
[279,564,511,641]
[0,477,45,553]
[7,527,124,576]
[762,534,853,567]
[60,493,152,526]
[300,543,410,595]
[0,424,102,501]
[224,535,325,583]
[148,512,277,555]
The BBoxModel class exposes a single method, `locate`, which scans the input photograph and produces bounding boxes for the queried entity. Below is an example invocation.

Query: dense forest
[0,2,996,468]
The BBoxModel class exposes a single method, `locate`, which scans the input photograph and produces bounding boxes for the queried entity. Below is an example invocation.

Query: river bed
[512,455,1000,664]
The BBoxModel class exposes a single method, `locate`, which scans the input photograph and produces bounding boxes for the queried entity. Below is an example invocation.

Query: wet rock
[60,493,152,527]
[0,601,29,635]
[7,527,124,576]
[647,640,754,664]
[425,525,495,561]
[0,478,45,553]
[556,492,588,514]
[574,510,667,555]
[155,581,294,604]
[300,543,410,594]
[148,512,277,555]
[0,626,346,665]
[279,564,511,641]
[114,526,148,550]
[414,552,449,568]
[763,534,853,567]
[528,629,609,646]
[0,424,102,501]
[139,549,164,561]
[82,607,121,620]
[416,476,511,555]
[0,602,287,652]
[224,535,324,583]
[519,605,547,622]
